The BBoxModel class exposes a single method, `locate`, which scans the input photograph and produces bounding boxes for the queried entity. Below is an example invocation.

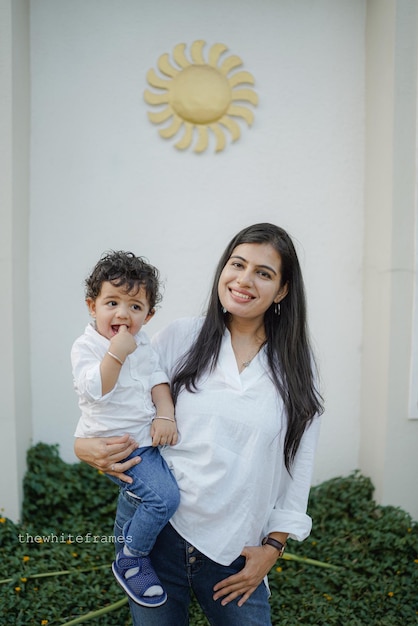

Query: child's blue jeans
[107,446,179,557]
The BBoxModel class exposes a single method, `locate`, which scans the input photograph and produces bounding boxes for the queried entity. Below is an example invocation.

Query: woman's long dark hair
[171,223,324,472]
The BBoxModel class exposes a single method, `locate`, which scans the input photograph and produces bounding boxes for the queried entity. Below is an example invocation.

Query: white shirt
[152,317,321,566]
[72,323,168,446]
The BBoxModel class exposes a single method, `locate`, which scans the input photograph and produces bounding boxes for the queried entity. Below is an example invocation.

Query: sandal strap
[116,555,163,597]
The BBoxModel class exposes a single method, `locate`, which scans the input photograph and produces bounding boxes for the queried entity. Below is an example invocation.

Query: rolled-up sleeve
[263,415,321,541]
[71,340,112,402]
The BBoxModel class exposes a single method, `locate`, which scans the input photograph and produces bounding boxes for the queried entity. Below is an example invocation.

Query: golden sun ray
[191,40,206,65]
[229,71,255,87]
[146,68,171,90]
[209,43,228,67]
[219,55,243,76]
[173,43,190,69]
[194,126,209,153]
[218,116,241,141]
[157,53,179,78]
[147,106,173,125]
[228,105,255,126]
[144,40,258,153]
[143,90,168,106]
[231,89,259,106]
[209,123,226,152]
[175,122,194,150]
[159,114,183,139]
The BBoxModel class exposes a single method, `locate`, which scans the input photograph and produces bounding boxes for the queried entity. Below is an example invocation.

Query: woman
[75,223,323,625]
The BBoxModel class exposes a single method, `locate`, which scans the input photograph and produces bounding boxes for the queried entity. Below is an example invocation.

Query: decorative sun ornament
[144,40,258,153]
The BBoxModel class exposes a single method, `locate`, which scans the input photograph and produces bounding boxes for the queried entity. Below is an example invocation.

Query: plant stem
[0,564,110,585]
[59,597,128,625]
[282,552,341,570]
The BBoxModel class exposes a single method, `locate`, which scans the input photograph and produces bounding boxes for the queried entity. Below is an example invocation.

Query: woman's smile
[229,288,254,301]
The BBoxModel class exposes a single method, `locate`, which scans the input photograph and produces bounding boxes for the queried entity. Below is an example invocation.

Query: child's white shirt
[72,323,168,446]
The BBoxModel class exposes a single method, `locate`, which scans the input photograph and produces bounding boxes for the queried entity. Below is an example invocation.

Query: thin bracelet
[152,416,176,422]
[107,351,124,366]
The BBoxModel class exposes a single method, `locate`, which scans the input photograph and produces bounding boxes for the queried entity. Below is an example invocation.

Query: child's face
[86,281,154,340]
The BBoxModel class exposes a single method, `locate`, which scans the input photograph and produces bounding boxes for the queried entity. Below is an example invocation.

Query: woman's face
[218,242,288,322]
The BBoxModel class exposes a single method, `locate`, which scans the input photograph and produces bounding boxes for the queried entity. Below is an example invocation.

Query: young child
[71,250,180,608]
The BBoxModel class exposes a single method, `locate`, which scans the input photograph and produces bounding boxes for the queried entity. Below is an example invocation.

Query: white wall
[30,0,365,485]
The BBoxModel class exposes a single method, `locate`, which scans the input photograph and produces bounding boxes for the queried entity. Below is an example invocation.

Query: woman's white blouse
[152,317,320,566]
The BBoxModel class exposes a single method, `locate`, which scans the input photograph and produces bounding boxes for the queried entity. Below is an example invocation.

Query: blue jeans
[108,446,179,556]
[114,490,272,625]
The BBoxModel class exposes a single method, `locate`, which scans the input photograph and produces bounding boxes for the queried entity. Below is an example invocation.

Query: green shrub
[1,443,129,625]
[270,472,418,625]
[22,442,118,529]
[1,445,417,625]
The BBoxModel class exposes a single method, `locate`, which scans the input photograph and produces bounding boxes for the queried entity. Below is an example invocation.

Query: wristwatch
[262,536,286,557]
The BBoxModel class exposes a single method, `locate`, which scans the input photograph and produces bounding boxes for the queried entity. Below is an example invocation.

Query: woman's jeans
[114,489,272,626]
[108,446,179,556]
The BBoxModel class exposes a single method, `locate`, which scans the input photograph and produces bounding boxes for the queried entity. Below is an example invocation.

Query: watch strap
[262,536,286,556]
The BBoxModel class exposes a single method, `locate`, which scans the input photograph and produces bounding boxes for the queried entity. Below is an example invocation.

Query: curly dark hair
[85,250,162,311]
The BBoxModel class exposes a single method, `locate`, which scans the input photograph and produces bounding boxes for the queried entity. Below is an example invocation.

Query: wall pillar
[362,0,418,519]
[0,0,31,521]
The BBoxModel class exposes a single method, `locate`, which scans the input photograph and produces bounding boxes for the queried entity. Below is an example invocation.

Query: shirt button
[188,546,194,554]
[189,556,196,564]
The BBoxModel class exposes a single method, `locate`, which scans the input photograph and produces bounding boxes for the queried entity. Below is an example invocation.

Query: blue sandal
[112,552,167,607]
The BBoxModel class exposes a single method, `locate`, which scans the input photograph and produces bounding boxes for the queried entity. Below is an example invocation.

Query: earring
[274,302,281,316]
[222,307,227,314]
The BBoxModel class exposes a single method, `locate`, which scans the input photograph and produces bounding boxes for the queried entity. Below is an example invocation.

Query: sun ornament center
[170,65,231,124]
